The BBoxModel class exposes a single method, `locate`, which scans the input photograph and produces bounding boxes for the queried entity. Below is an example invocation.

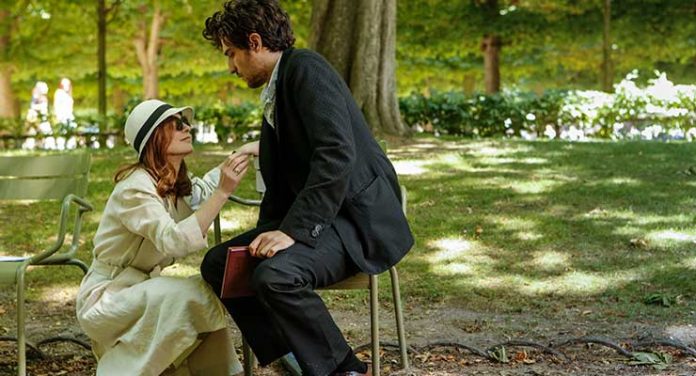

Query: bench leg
[370,275,379,376]
[389,267,409,370]
[242,337,255,376]
[17,265,27,376]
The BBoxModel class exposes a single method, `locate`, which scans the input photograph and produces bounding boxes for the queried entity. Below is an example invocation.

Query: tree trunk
[112,84,125,113]
[97,0,107,131]
[310,0,408,136]
[134,3,164,99]
[601,0,613,92]
[480,0,501,94]
[0,8,17,118]
[481,34,501,94]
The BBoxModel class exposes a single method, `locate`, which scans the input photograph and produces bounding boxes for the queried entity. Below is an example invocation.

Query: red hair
[115,120,192,198]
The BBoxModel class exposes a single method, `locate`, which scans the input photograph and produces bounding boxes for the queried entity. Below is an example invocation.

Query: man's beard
[246,71,268,89]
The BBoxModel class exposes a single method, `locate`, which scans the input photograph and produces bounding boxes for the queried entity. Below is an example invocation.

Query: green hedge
[399,71,696,140]
[4,71,694,143]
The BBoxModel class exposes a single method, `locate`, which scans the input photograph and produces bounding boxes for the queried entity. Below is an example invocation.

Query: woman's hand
[217,154,250,196]
[233,141,260,157]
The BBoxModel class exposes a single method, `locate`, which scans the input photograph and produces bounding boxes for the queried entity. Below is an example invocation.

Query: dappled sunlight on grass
[649,229,694,242]
[388,140,471,160]
[217,215,246,232]
[646,229,696,248]
[394,152,471,176]
[493,216,545,241]
[580,209,690,225]
[516,231,543,241]
[393,160,429,176]
[518,269,645,295]
[6,140,696,324]
[433,262,474,275]
[427,237,472,262]
[680,256,696,270]
[467,144,534,158]
[509,179,560,194]
[85,211,102,225]
[606,177,642,186]
[423,237,495,277]
[530,251,570,272]
[494,216,536,231]
[395,138,696,320]
[40,284,79,303]
[475,156,550,166]
[610,214,694,238]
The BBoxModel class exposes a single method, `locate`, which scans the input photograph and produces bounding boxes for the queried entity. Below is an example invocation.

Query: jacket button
[311,224,323,238]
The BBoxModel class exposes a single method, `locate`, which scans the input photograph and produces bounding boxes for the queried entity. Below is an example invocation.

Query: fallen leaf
[629,238,649,249]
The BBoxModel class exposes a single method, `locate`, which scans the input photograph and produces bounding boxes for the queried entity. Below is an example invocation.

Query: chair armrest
[228,194,261,207]
[31,194,94,265]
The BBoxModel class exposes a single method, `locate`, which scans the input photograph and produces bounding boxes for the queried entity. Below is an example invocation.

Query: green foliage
[194,102,261,143]
[487,345,510,363]
[643,292,681,307]
[397,0,696,92]
[3,0,696,120]
[399,90,556,137]
[399,72,696,140]
[0,117,25,136]
[630,352,672,370]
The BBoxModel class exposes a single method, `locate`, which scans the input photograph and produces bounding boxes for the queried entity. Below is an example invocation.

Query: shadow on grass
[3,140,696,326]
[395,139,696,324]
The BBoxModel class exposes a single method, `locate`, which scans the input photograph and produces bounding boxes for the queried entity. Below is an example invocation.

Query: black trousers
[200,223,360,376]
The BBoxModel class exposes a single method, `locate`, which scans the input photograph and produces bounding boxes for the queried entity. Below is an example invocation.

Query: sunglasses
[170,116,190,131]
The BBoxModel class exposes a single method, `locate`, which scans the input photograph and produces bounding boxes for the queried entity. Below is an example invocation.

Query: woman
[76,99,248,376]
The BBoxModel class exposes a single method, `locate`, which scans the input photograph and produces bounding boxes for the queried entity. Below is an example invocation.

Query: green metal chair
[0,153,94,376]
[214,155,410,376]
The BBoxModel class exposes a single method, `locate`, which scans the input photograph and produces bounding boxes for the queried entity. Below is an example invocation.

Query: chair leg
[369,274,380,376]
[242,337,254,376]
[389,267,409,370]
[16,264,28,376]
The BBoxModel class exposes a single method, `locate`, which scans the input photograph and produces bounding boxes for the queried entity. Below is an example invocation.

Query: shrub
[399,71,696,141]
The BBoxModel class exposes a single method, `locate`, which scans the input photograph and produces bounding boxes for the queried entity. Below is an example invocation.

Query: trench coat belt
[91,258,161,279]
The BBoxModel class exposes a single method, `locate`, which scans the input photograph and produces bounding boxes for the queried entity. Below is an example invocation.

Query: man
[200,1,413,375]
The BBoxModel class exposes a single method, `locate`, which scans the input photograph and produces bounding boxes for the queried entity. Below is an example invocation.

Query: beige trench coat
[76,168,242,376]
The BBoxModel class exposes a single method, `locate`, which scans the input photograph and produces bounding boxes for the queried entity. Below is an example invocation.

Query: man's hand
[249,230,295,258]
[233,140,260,157]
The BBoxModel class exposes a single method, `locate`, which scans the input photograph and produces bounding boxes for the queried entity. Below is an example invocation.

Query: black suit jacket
[257,48,413,274]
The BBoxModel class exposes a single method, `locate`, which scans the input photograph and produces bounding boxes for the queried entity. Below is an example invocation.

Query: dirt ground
[1,289,696,376]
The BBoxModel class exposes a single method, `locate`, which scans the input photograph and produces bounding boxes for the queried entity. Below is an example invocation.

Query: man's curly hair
[203,0,295,52]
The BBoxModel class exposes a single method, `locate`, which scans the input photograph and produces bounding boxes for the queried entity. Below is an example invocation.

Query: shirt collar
[260,52,283,104]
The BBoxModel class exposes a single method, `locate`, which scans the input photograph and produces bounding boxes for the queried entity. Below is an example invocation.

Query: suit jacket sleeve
[278,54,356,247]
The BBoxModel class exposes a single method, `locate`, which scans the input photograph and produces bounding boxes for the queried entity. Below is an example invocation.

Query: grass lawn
[2,136,696,329]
